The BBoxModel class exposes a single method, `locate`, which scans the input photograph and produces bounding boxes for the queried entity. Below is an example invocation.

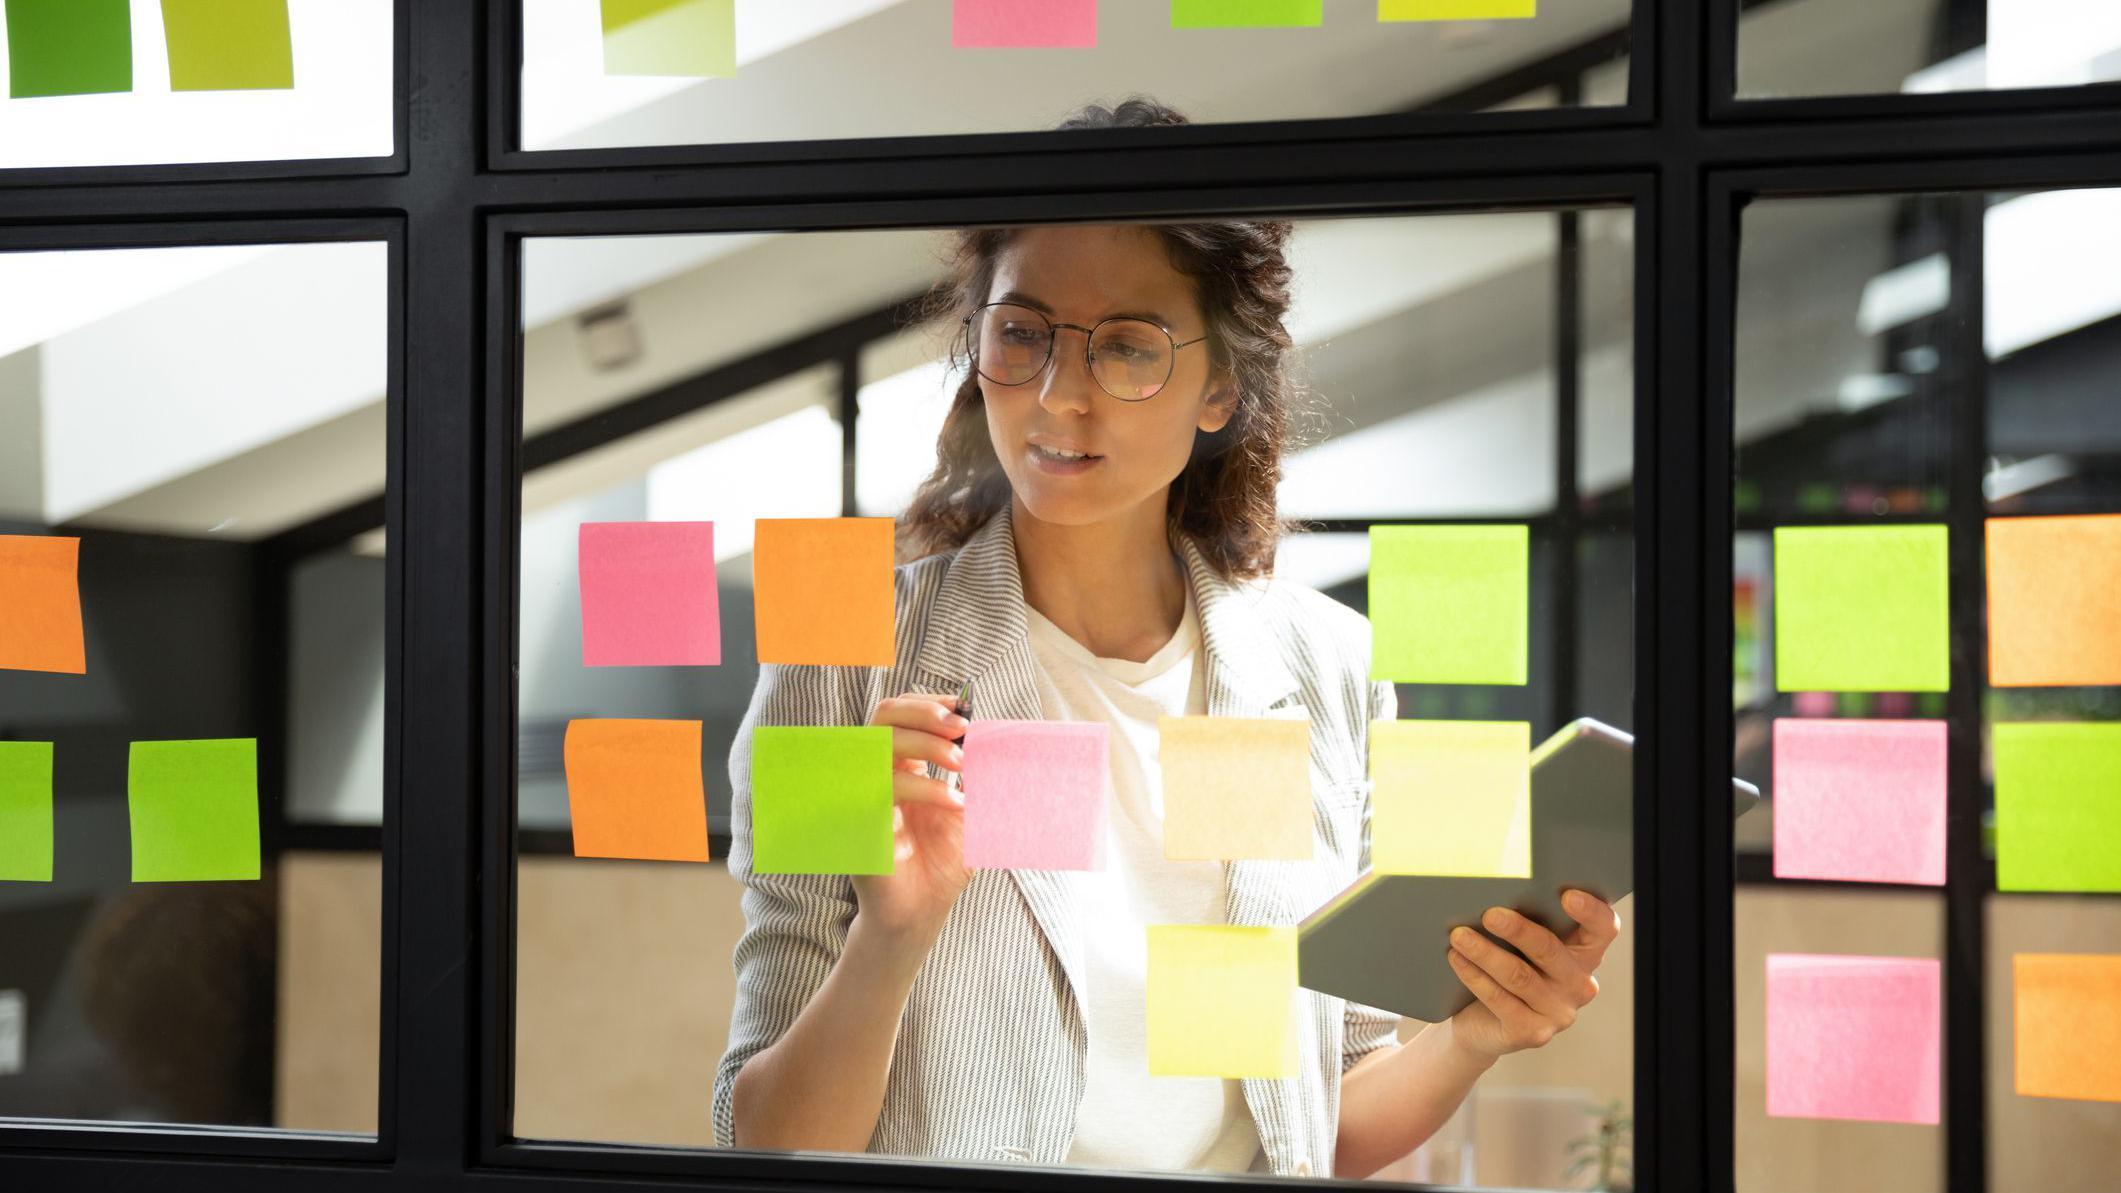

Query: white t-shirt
[1027,592,1265,1175]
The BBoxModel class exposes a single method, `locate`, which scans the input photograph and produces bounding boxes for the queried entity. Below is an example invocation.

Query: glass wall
[518,0,1631,153]
[1736,0,2121,100]
[508,205,1639,1187]
[1732,187,2121,1192]
[0,0,394,170]
[0,240,388,1133]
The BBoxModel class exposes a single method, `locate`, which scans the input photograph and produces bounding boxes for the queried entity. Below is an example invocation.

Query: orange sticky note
[1986,515,2121,687]
[752,518,897,667]
[0,535,86,674]
[563,719,710,862]
[2014,953,2121,1102]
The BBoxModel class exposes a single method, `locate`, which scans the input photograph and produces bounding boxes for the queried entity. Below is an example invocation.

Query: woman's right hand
[852,693,972,943]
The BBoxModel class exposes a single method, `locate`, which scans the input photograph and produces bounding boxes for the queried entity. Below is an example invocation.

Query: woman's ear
[1196,375,1238,434]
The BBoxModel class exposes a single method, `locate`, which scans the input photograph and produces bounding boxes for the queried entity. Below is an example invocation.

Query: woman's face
[976,224,1233,532]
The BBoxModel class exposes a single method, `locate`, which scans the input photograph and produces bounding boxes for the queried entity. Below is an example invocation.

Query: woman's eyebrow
[995,289,1173,327]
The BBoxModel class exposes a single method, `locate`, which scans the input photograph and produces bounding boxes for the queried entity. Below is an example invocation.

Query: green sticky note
[1171,0,1324,28]
[1773,525,1949,692]
[1368,524,1529,685]
[128,739,260,882]
[750,726,893,875]
[6,0,132,98]
[160,0,292,91]
[0,741,55,882]
[601,0,735,77]
[1994,722,2121,893]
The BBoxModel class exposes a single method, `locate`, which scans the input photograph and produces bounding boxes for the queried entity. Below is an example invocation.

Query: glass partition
[508,205,1640,1188]
[517,0,1631,153]
[1735,0,2121,101]
[0,240,388,1134]
[1733,186,2121,1192]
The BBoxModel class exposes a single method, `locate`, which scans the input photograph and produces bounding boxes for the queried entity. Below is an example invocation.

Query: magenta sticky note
[1767,954,1941,1124]
[578,522,721,667]
[1772,719,1947,886]
[961,720,1109,870]
[952,0,1097,47]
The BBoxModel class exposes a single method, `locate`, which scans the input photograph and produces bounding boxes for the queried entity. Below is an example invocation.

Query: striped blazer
[712,506,1400,1178]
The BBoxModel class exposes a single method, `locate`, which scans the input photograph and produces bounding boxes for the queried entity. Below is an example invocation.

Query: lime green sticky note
[750,726,894,875]
[0,742,55,882]
[6,0,132,98]
[1994,722,2121,893]
[1146,925,1299,1078]
[1171,0,1324,29]
[128,739,260,882]
[1380,0,1537,19]
[1369,524,1529,685]
[160,0,292,91]
[1372,719,1530,877]
[601,0,735,77]
[1773,526,1949,692]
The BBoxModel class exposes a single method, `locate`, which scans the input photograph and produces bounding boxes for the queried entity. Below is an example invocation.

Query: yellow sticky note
[601,0,735,77]
[2014,953,2121,1102]
[1160,716,1312,861]
[1146,925,1298,1078]
[1371,719,1531,877]
[1380,0,1537,20]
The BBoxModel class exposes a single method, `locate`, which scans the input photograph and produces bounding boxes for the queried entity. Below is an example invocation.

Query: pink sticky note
[961,720,1109,870]
[1772,719,1947,885]
[952,0,1097,47]
[1767,954,1941,1124]
[578,522,721,667]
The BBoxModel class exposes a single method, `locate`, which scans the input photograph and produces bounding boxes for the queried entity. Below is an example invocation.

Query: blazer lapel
[1185,542,1315,1177]
[910,508,1088,1020]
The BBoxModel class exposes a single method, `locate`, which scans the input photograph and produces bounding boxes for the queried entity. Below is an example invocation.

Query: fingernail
[949,745,964,765]
[1451,928,1474,949]
[1483,908,1513,932]
[1565,890,1587,913]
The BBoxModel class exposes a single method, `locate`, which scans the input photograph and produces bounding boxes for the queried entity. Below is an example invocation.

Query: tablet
[1297,718,1760,1023]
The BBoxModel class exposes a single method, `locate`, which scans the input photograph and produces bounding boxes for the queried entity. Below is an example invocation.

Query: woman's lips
[1027,441,1102,476]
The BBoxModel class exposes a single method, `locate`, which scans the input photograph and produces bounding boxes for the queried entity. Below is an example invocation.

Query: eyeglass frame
[960,300,1211,403]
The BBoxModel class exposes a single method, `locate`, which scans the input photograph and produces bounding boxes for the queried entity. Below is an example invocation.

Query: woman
[713,98,1621,1179]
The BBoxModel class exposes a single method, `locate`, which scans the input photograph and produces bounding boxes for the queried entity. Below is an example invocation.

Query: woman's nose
[1035,334,1097,415]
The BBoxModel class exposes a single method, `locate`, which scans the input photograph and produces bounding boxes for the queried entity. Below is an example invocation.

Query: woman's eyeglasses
[963,301,1208,402]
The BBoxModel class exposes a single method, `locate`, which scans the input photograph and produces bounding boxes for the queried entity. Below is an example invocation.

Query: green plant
[1562,1097,1633,1192]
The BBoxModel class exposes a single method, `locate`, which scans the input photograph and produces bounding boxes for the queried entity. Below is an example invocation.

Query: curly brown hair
[898,98,1299,581]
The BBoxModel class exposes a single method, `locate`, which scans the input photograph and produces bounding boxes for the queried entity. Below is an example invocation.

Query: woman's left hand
[1444,889,1621,1062]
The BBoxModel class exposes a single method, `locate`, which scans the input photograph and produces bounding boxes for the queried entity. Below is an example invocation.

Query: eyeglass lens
[973,303,1174,401]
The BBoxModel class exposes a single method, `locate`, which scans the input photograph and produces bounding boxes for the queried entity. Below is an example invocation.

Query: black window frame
[0,1,2111,1190]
